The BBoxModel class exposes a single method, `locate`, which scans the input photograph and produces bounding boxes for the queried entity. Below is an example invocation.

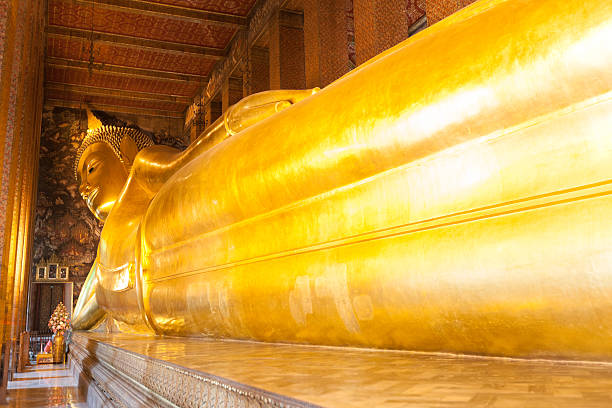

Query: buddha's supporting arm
[131,89,319,197]
[72,257,106,330]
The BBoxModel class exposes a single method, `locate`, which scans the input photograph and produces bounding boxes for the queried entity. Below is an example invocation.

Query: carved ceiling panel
[46,89,186,112]
[48,0,236,48]
[44,0,259,117]
[148,0,257,16]
[47,36,216,77]
[46,66,201,97]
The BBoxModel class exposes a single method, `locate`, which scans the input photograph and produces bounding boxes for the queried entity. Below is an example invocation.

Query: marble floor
[1,364,86,408]
[82,332,612,407]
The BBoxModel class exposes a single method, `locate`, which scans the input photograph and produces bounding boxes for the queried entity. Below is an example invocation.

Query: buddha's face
[77,142,128,222]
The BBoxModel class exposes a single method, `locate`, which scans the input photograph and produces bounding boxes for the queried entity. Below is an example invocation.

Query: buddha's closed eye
[87,159,101,175]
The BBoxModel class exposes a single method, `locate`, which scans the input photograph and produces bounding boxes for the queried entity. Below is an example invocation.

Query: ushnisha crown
[74,125,154,180]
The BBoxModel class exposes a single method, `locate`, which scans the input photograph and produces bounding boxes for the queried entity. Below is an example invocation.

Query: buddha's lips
[87,188,99,208]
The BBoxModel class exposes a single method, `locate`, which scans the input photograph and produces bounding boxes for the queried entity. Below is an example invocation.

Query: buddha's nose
[79,183,90,199]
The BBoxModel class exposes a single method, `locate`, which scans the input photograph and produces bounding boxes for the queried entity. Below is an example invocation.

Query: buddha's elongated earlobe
[120,137,139,173]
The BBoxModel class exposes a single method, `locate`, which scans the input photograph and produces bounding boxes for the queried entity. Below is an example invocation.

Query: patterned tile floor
[1,364,86,408]
[83,332,612,407]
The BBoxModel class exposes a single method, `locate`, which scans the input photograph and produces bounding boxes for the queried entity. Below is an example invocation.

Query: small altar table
[36,352,53,364]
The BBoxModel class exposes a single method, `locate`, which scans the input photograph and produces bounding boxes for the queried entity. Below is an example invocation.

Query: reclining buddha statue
[73,0,612,360]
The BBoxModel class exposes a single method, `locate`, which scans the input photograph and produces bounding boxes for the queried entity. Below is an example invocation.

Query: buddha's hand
[226,88,320,135]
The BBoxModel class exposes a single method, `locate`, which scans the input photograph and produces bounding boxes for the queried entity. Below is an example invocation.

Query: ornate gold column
[0,0,44,396]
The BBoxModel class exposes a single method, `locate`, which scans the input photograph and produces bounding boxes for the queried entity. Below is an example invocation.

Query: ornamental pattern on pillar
[248,0,280,44]
[0,0,8,71]
[0,0,26,267]
[204,30,247,102]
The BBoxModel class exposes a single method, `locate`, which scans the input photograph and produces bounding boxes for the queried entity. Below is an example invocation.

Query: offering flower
[48,302,70,335]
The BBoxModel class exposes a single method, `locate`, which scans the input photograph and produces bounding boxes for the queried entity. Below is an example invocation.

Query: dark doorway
[31,284,64,333]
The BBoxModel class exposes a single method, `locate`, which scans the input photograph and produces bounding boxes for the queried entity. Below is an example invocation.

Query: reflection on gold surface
[73,0,612,360]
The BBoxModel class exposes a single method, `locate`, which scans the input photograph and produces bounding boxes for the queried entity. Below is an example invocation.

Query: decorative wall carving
[34,108,102,305]
[204,30,248,102]
[248,0,280,45]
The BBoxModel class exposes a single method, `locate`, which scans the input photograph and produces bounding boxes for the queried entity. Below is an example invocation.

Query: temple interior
[0,0,611,406]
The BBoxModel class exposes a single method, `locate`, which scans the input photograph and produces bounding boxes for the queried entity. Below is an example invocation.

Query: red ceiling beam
[45,99,185,118]
[45,82,193,104]
[46,26,226,57]
[72,0,248,28]
[46,56,208,83]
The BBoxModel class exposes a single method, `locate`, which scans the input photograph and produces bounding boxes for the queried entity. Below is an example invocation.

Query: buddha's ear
[119,137,139,168]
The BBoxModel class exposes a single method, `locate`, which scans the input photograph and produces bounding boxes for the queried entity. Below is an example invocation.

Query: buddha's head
[74,125,154,222]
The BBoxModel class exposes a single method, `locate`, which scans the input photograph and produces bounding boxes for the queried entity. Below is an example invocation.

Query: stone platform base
[69,332,612,407]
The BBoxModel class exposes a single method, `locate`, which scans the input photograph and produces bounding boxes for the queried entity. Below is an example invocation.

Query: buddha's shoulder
[133,145,181,169]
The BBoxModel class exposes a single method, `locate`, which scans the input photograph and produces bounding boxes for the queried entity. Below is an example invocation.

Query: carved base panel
[69,332,612,407]
[69,339,174,407]
[69,333,313,408]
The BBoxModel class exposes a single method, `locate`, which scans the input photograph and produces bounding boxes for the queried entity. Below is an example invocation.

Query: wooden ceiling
[44,0,257,118]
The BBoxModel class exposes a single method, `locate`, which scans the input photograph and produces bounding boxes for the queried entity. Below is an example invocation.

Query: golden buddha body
[73,0,612,360]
